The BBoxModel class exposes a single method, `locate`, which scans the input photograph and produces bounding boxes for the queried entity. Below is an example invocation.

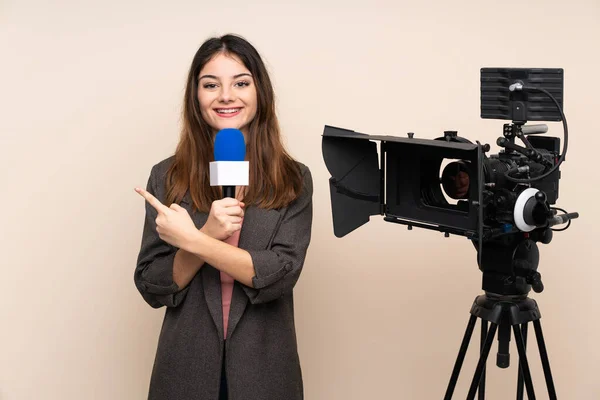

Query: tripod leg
[444,314,477,400]
[497,319,511,368]
[516,323,528,400]
[478,320,488,400]
[533,319,558,400]
[466,323,498,400]
[513,324,537,400]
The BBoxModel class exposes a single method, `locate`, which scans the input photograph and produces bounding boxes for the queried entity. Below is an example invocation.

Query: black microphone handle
[222,186,236,199]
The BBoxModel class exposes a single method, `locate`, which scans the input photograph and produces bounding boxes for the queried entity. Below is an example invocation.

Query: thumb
[170,203,184,211]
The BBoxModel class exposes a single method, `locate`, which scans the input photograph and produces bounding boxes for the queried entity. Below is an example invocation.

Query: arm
[185,166,313,304]
[172,248,205,289]
[186,233,255,287]
[243,167,313,304]
[174,198,246,286]
[134,166,205,308]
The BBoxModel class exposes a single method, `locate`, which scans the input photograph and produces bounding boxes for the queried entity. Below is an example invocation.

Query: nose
[219,86,236,103]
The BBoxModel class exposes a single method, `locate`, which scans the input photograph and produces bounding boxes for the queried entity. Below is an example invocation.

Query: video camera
[322,67,579,399]
[322,67,578,296]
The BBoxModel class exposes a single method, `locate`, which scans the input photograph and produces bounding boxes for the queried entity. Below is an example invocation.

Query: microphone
[210,128,249,198]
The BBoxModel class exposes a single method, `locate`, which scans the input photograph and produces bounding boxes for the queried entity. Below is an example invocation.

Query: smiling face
[197,52,258,139]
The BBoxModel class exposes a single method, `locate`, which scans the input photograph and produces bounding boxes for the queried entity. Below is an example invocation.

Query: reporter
[134,33,313,400]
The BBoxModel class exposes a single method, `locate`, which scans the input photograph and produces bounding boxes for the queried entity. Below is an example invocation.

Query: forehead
[199,52,250,77]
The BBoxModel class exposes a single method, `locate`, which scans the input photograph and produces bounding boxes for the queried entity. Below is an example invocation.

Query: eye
[235,80,251,87]
[202,83,218,89]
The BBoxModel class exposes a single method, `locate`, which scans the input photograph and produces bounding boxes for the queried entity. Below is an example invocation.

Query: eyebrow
[198,73,253,81]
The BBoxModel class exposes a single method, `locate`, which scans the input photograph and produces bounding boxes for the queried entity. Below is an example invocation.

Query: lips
[214,108,242,118]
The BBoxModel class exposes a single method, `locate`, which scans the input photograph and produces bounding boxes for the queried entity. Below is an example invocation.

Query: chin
[219,122,244,130]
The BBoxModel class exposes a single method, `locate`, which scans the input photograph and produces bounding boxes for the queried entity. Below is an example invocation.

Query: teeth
[216,108,240,114]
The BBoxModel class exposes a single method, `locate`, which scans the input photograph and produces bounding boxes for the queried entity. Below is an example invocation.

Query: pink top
[220,220,242,339]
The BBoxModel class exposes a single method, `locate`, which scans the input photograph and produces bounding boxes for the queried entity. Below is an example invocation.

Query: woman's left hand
[135,187,200,251]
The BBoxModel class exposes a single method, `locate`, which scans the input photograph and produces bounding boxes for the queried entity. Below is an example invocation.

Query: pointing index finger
[135,187,169,214]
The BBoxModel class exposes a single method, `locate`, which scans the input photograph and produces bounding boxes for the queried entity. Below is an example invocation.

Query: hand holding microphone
[201,198,245,240]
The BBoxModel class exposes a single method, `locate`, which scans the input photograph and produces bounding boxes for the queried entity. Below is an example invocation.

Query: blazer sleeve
[133,165,189,308]
[243,165,314,304]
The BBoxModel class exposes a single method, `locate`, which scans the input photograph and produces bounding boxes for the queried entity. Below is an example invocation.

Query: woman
[133,34,313,400]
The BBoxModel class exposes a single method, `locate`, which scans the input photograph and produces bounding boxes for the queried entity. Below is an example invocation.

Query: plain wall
[2,0,599,398]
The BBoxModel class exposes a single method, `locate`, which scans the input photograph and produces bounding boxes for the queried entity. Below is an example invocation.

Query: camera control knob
[535,191,547,204]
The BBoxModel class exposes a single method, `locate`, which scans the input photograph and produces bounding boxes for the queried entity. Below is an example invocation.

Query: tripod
[444,236,558,400]
[443,293,557,400]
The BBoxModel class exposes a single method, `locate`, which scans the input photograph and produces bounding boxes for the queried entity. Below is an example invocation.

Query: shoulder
[294,161,311,180]
[149,155,176,182]
[294,161,313,191]
[145,155,176,199]
[291,160,313,205]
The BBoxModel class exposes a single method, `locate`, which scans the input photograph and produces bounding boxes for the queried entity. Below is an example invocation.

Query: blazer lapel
[226,205,283,340]
[202,265,225,340]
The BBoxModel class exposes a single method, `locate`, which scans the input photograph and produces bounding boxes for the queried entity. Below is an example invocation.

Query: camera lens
[441,161,470,199]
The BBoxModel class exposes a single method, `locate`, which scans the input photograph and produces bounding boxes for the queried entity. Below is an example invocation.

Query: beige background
[2,0,599,398]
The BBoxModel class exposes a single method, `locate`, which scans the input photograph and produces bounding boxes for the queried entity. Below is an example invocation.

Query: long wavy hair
[164,34,303,213]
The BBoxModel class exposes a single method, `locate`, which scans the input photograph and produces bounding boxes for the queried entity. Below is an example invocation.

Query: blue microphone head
[213,128,246,161]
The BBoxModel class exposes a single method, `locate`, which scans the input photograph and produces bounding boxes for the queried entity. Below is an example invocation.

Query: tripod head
[476,232,545,297]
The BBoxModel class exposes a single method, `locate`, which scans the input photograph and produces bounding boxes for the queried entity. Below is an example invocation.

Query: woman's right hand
[200,198,245,241]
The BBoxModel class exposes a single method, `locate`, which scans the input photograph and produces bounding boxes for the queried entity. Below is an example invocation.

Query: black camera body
[322,68,577,296]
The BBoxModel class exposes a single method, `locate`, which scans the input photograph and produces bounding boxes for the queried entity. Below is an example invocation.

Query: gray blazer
[134,156,313,400]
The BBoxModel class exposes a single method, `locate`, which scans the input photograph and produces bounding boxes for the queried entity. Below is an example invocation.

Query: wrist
[199,225,214,239]
[183,229,205,255]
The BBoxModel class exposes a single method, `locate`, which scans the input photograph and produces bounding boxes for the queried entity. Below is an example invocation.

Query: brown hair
[164,34,303,213]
